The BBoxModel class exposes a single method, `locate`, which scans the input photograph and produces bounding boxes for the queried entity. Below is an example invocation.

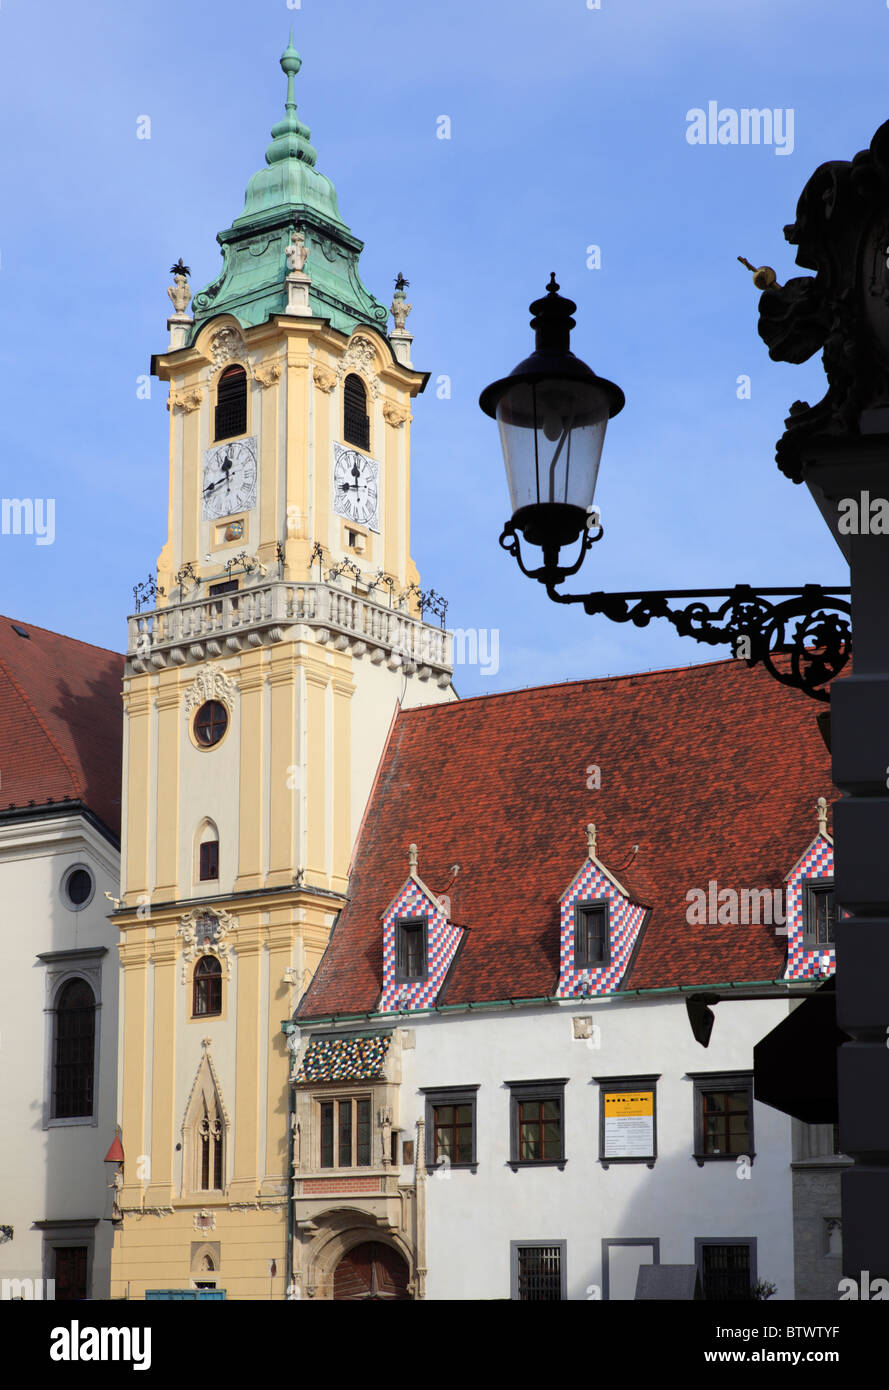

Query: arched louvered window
[198,1097,224,1191]
[193,956,222,1018]
[52,979,96,1119]
[214,364,247,441]
[343,373,370,450]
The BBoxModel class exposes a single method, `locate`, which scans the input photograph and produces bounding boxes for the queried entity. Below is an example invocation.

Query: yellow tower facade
[110,39,454,1300]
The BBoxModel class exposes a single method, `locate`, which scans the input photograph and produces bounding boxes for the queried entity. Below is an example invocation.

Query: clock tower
[110,37,454,1300]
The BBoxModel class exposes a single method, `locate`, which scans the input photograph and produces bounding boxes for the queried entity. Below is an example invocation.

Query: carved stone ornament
[339,336,380,398]
[390,290,412,331]
[168,386,203,414]
[210,326,248,370]
[254,359,283,389]
[285,229,309,274]
[313,365,336,393]
[177,907,237,982]
[183,665,238,715]
[168,274,192,316]
[194,1210,216,1232]
[382,401,410,428]
[755,118,889,480]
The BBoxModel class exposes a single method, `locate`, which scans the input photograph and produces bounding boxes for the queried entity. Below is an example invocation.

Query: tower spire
[266,34,317,169]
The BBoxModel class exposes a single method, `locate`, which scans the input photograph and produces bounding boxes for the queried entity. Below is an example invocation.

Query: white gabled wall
[0,813,120,1299]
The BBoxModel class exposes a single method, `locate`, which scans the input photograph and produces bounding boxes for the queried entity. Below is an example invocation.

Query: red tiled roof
[0,615,124,837]
[299,658,836,1016]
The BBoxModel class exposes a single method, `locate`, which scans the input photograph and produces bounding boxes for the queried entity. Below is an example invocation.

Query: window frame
[574,898,611,969]
[38,949,106,1131]
[688,1071,755,1166]
[510,1240,567,1301]
[506,1079,568,1171]
[199,839,219,882]
[213,363,249,443]
[421,1085,480,1172]
[802,876,836,949]
[595,1073,660,1168]
[394,915,428,985]
[316,1091,375,1170]
[694,1237,757,1302]
[343,372,371,452]
[60,863,96,913]
[192,955,223,1018]
[193,700,229,750]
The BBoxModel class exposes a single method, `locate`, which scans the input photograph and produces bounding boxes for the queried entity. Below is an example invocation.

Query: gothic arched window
[198,1097,224,1191]
[52,979,96,1119]
[193,956,222,1018]
[214,365,247,441]
[343,373,370,450]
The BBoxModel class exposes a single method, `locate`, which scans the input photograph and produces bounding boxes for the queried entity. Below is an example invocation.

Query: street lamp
[480,277,852,702]
[479,273,624,571]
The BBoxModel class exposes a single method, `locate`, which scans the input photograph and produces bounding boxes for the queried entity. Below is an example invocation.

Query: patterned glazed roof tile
[295,1033,392,1082]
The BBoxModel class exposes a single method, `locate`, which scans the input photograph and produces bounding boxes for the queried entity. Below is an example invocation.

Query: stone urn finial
[390,272,412,331]
[167,259,193,316]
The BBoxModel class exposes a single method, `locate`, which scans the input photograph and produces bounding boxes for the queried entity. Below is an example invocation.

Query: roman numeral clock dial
[202,438,258,519]
[333,442,379,529]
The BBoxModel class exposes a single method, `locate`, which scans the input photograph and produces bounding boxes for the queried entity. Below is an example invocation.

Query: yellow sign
[604,1089,655,1158]
[604,1091,653,1118]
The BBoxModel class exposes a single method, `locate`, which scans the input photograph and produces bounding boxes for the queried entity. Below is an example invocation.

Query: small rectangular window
[697,1241,754,1301]
[320,1102,334,1169]
[507,1080,567,1170]
[199,842,219,881]
[356,1098,371,1166]
[803,878,835,948]
[574,900,610,968]
[511,1242,566,1301]
[395,917,427,982]
[690,1072,754,1164]
[338,1100,352,1167]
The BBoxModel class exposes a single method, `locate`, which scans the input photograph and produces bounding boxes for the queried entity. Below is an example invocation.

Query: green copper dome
[190,36,389,342]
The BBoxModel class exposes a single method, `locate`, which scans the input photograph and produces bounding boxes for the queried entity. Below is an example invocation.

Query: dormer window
[803,878,835,948]
[343,373,370,450]
[395,916,427,983]
[214,365,247,441]
[574,900,610,968]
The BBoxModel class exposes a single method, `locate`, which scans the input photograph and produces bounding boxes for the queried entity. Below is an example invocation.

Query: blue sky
[0,0,884,695]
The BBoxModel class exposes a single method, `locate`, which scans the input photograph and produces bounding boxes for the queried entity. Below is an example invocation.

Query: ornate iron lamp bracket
[500,522,851,701]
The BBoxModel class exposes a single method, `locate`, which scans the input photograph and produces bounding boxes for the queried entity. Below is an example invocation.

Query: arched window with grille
[343,373,370,450]
[214,364,247,441]
[193,956,222,1018]
[52,979,96,1119]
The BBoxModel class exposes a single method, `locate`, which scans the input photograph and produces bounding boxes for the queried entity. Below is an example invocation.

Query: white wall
[0,813,120,1299]
[395,996,795,1300]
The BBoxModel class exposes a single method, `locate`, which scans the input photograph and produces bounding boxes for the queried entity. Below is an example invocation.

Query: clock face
[332,442,380,530]
[202,437,258,520]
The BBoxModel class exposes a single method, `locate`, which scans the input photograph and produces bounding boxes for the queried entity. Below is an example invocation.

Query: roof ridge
[395,654,741,715]
[0,614,122,659]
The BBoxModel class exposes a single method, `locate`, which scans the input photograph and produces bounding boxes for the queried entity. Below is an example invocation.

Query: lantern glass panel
[495,377,610,520]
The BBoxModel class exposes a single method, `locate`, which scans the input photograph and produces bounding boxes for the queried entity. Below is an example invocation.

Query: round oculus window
[62,865,95,911]
[194,700,228,748]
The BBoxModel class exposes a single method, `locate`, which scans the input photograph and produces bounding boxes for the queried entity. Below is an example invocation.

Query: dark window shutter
[214,365,247,441]
[343,374,370,449]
